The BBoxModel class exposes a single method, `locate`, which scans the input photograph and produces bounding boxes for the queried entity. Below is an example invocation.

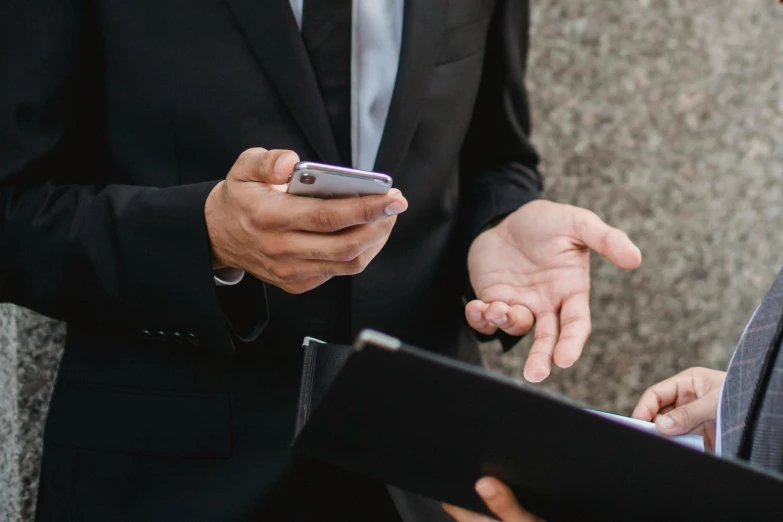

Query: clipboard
[293,330,783,521]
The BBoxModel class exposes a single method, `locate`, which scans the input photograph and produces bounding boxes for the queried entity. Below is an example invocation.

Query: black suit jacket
[0,0,542,520]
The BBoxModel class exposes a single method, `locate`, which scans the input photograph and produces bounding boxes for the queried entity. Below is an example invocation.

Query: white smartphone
[287,161,392,199]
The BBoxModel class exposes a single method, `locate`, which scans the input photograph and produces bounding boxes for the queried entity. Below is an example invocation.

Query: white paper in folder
[588,410,705,452]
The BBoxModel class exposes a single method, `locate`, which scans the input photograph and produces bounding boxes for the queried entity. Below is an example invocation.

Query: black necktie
[302,0,353,166]
[297,0,353,346]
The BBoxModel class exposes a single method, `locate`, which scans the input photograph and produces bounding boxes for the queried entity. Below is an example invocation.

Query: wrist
[205,181,230,270]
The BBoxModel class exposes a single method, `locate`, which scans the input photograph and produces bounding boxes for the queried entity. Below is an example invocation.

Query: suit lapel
[223,0,341,164]
[373,0,449,176]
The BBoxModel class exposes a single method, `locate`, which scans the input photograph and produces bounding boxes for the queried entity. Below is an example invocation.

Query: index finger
[288,190,408,232]
[631,375,684,421]
[570,207,642,270]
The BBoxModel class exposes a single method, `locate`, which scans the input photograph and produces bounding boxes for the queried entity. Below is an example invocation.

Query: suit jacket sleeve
[0,0,266,353]
[458,0,543,349]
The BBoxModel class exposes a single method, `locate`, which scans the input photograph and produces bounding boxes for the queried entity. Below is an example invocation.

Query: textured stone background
[2,0,783,520]
[0,306,21,522]
[0,306,65,522]
[483,0,783,413]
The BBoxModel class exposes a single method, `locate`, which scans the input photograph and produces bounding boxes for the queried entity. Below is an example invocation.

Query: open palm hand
[467,200,642,382]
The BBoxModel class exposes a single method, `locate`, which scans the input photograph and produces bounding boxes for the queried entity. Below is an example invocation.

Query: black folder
[292,330,783,521]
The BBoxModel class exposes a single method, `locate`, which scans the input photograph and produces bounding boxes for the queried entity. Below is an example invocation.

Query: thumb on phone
[231,148,300,185]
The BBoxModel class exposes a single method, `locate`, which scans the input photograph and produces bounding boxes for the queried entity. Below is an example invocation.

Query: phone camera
[300,173,317,185]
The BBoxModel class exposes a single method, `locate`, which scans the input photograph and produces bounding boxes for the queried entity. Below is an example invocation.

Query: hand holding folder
[294,330,783,522]
[443,477,543,522]
[444,415,703,521]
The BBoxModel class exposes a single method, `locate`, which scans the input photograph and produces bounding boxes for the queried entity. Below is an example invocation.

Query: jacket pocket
[46,384,232,459]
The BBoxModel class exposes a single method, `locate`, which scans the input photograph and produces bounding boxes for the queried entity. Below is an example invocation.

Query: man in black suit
[0,0,641,520]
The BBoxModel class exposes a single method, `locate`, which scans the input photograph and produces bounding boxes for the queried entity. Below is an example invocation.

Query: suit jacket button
[171,332,186,345]
[140,329,155,341]
[154,331,169,342]
[186,333,201,347]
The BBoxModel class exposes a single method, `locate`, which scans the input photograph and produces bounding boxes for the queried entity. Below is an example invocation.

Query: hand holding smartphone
[287,161,392,199]
[206,148,406,296]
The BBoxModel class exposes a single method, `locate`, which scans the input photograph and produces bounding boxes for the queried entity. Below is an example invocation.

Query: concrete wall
[0,306,64,521]
[483,0,783,412]
[0,305,21,521]
[2,0,783,519]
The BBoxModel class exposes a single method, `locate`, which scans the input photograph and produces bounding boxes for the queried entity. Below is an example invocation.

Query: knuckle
[337,239,361,261]
[641,386,657,399]
[673,408,691,427]
[307,248,330,261]
[269,263,285,280]
[237,147,265,165]
[249,204,267,222]
[264,237,286,258]
[319,265,337,278]
[236,150,252,165]
[252,210,279,234]
[533,330,556,342]
[561,315,586,328]
[346,256,368,275]
[272,263,296,281]
[527,348,553,363]
[255,151,274,177]
[513,308,533,325]
[312,207,338,232]
[362,200,375,223]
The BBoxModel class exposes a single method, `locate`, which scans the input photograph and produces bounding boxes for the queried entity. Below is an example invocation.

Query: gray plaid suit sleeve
[720,268,783,471]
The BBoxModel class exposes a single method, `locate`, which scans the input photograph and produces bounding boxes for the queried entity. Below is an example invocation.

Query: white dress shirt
[215,0,404,286]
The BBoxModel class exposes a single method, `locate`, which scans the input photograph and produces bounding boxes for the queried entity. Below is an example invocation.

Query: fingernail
[657,415,675,430]
[468,311,482,322]
[475,479,497,499]
[388,188,402,196]
[384,202,406,216]
[274,152,296,175]
[491,314,508,326]
[525,366,550,383]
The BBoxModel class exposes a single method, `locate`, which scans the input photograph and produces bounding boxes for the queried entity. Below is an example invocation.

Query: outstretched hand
[467,200,641,382]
